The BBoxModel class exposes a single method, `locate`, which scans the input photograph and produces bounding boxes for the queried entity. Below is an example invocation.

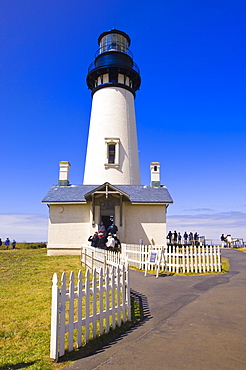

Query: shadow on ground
[58,289,151,364]
[1,361,36,370]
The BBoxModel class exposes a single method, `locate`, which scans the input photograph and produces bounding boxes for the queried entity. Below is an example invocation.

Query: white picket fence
[81,245,123,273]
[121,243,222,273]
[50,264,130,361]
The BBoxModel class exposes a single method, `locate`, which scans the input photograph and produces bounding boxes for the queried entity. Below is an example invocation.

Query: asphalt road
[62,249,246,370]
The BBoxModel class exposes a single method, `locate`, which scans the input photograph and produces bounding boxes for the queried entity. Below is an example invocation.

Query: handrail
[88,60,140,74]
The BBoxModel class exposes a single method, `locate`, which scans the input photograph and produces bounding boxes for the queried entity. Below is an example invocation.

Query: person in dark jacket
[96,230,107,249]
[4,238,10,250]
[167,231,172,244]
[183,232,188,244]
[194,232,199,246]
[107,222,118,235]
[173,230,178,244]
[88,232,98,247]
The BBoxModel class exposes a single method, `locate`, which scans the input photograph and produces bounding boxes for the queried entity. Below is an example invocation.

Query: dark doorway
[100,202,115,231]
[101,215,112,231]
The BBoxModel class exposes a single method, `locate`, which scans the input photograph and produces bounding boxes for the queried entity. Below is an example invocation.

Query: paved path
[63,249,246,369]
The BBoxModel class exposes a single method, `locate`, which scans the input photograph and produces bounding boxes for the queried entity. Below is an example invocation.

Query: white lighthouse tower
[83,29,141,185]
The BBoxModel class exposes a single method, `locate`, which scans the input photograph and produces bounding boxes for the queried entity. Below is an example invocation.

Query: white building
[42,29,173,256]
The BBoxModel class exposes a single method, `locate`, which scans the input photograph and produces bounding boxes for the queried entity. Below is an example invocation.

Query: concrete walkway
[63,249,246,369]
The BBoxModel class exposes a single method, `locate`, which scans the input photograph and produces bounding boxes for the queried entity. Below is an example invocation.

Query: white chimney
[150,162,160,187]
[58,161,71,186]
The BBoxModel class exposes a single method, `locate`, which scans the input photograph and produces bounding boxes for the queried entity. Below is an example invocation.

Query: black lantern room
[86,29,141,97]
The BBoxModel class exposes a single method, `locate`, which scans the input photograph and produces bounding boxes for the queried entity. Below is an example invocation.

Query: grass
[0,248,141,370]
[236,247,246,253]
[0,242,47,250]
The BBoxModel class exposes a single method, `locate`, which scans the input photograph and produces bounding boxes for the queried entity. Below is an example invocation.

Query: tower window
[105,138,120,168]
[154,165,157,171]
[108,144,115,164]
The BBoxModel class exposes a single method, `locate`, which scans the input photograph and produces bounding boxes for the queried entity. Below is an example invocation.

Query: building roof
[42,183,173,204]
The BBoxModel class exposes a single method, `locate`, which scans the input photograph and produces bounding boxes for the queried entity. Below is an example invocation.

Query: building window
[105,138,120,168]
[108,144,115,164]
[154,165,157,171]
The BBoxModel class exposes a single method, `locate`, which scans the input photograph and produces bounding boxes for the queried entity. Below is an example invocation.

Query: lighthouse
[83,29,141,185]
[42,29,173,256]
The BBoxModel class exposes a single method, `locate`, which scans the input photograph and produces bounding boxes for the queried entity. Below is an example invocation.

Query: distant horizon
[1,0,245,242]
[1,211,245,244]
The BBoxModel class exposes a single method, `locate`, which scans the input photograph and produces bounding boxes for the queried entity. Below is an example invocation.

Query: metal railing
[88,59,140,74]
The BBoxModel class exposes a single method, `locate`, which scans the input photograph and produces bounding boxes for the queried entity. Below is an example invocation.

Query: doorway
[100,202,115,231]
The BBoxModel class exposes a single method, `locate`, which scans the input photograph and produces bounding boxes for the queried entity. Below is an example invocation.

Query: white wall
[46,202,167,255]
[47,204,91,255]
[123,204,167,245]
[83,86,140,185]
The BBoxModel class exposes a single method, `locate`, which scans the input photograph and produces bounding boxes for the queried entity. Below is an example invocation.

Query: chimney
[58,161,71,186]
[150,162,160,187]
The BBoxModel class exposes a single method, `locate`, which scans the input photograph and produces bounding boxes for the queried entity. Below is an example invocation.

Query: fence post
[92,251,94,272]
[77,270,83,348]
[50,273,59,361]
[85,269,90,343]
[104,255,107,275]
[68,271,75,352]
[218,246,222,272]
[59,272,66,357]
[126,262,131,321]
[99,267,104,335]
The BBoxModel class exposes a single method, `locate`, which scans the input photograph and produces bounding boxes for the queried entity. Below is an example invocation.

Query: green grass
[0,242,47,250]
[0,249,141,370]
[236,247,246,253]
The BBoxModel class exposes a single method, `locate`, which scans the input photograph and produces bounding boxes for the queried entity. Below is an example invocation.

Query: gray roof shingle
[42,184,173,204]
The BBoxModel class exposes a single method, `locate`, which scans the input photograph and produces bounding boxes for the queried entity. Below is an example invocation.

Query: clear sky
[1,0,245,242]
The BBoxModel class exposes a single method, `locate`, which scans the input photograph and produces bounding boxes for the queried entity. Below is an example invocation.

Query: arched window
[154,165,157,171]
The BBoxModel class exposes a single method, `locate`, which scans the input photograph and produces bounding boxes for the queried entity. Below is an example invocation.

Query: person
[4,238,10,250]
[107,222,118,235]
[178,232,182,245]
[167,231,172,244]
[194,232,199,246]
[106,233,116,250]
[96,230,107,249]
[113,234,121,251]
[12,240,16,249]
[99,222,106,233]
[226,234,232,248]
[189,232,193,245]
[173,230,178,244]
[0,238,2,247]
[183,232,188,244]
[88,232,98,247]
[220,234,226,248]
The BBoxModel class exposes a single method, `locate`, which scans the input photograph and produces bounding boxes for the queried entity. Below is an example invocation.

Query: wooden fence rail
[50,264,130,361]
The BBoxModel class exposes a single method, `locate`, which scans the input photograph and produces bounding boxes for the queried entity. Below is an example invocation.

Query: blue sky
[1,0,245,242]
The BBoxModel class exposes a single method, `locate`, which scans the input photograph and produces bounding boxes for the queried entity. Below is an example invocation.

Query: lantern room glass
[99,33,129,54]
